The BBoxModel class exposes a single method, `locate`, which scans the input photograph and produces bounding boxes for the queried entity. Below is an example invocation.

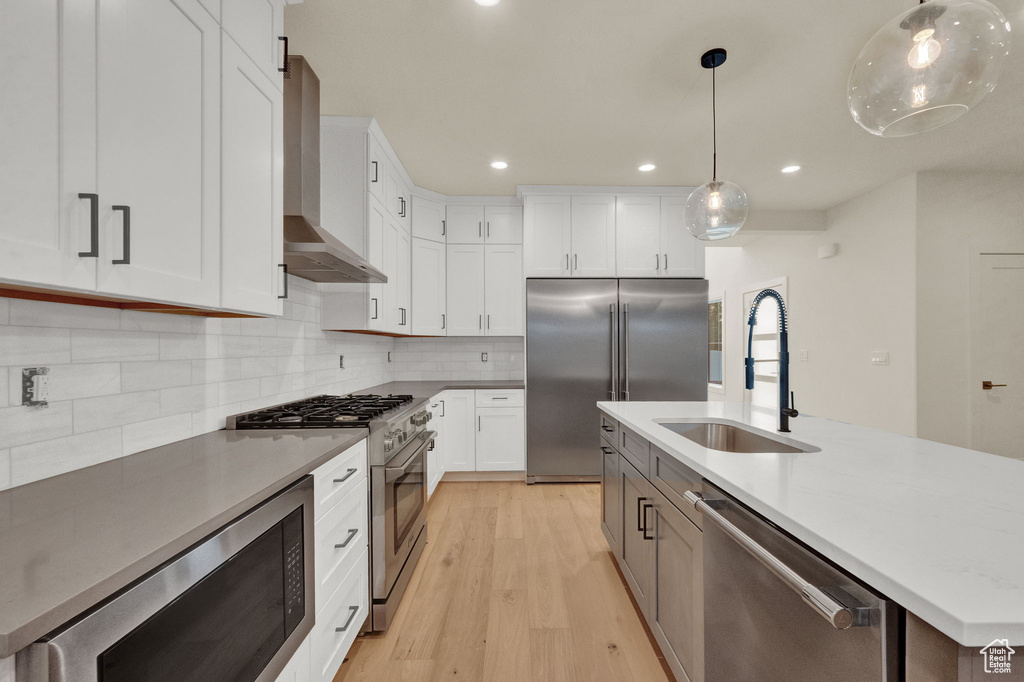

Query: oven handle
[385,431,435,483]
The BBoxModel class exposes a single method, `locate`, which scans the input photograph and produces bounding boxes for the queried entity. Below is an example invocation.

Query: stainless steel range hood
[283,55,386,284]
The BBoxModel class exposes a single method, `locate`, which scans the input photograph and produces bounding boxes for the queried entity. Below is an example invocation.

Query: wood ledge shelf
[0,284,262,318]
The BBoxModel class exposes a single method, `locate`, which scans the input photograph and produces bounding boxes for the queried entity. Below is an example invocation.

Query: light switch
[870,351,889,366]
[799,350,809,362]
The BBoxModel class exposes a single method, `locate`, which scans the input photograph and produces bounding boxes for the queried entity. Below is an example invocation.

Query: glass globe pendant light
[848,0,1011,137]
[685,48,749,241]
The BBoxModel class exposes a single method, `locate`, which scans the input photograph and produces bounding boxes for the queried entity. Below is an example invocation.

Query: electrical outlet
[481,352,488,362]
[22,367,50,407]
[339,354,345,369]
[799,350,809,362]
[870,351,889,366]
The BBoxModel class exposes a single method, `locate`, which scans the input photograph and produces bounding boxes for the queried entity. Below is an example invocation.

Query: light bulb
[707,191,723,211]
[908,29,942,68]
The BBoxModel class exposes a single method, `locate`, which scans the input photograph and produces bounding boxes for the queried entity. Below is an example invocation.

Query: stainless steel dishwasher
[684,484,900,682]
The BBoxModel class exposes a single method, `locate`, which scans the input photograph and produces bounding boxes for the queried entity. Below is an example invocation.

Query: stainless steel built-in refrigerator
[526,279,709,482]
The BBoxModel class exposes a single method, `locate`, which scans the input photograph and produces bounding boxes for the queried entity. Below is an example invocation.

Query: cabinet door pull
[655,253,660,270]
[642,502,654,540]
[663,253,668,270]
[573,253,578,271]
[333,468,358,484]
[371,297,378,320]
[371,160,379,183]
[478,415,482,432]
[486,221,490,238]
[564,253,569,271]
[487,314,490,330]
[278,263,288,298]
[335,605,360,633]
[400,197,406,217]
[478,221,482,238]
[334,528,359,550]
[478,314,482,329]
[78,193,100,257]
[278,36,289,75]
[439,400,445,417]
[441,219,446,236]
[441,313,446,329]
[637,495,648,532]
[111,205,131,265]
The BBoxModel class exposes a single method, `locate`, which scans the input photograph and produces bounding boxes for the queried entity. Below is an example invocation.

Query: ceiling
[284,0,1024,211]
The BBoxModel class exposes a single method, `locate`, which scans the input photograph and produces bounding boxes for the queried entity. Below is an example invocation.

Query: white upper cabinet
[524,195,572,277]
[616,196,662,277]
[94,0,221,307]
[220,37,283,315]
[0,0,97,292]
[446,205,486,244]
[660,196,705,278]
[525,191,704,279]
[484,245,523,336]
[220,0,285,88]
[367,133,387,205]
[411,238,446,336]
[446,245,486,335]
[412,196,446,243]
[396,226,412,331]
[484,206,523,244]
[570,195,616,277]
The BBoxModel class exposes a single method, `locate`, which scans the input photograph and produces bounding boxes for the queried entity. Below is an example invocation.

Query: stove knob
[396,429,407,444]
[425,411,433,423]
[384,433,394,452]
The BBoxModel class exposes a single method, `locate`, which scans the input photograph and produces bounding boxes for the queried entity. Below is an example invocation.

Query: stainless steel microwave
[17,476,315,682]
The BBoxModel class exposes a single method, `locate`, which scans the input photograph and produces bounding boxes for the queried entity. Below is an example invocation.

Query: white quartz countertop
[597,400,1024,647]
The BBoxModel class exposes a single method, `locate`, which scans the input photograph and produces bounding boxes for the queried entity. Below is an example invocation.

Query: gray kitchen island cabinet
[601,418,704,682]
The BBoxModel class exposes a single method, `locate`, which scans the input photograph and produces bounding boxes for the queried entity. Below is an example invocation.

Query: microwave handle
[384,431,435,482]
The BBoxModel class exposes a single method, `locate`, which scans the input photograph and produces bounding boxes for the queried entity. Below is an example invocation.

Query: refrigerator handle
[610,303,618,400]
[622,303,630,401]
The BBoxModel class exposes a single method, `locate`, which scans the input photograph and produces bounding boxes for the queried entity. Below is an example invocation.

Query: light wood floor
[335,481,671,682]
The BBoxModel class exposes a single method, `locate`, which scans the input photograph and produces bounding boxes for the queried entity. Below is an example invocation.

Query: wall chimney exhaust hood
[283,56,386,284]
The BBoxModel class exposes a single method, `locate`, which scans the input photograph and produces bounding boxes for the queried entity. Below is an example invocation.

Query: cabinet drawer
[312,440,367,521]
[476,389,524,407]
[310,550,368,682]
[315,483,368,615]
[599,414,619,448]
[620,425,650,477]
[651,444,703,529]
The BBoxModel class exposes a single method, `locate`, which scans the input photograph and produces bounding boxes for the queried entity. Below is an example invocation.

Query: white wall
[706,174,918,436]
[916,171,1024,448]
[392,337,523,381]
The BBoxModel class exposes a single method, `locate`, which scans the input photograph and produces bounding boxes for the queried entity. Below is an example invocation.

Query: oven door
[379,432,432,599]
[17,477,315,682]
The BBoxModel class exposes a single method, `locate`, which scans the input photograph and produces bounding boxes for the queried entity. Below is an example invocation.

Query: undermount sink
[660,422,820,454]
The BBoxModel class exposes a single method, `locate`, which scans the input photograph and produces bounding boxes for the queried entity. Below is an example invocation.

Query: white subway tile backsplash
[0,401,74,449]
[0,276,523,491]
[122,360,193,392]
[10,428,122,486]
[73,391,161,433]
[0,326,72,365]
[123,414,192,456]
[72,329,159,363]
[10,299,120,330]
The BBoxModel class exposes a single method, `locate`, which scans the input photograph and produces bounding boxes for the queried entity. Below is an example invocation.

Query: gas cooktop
[229,394,416,429]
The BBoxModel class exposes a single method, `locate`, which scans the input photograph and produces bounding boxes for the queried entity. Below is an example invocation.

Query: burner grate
[232,393,416,429]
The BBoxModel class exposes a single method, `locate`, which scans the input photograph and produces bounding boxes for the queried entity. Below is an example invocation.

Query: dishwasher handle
[684,490,862,630]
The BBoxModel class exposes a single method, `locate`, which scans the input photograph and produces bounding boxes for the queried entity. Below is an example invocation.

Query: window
[708,298,723,386]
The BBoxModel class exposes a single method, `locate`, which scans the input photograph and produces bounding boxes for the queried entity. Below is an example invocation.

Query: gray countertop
[357,379,524,398]
[0,427,367,657]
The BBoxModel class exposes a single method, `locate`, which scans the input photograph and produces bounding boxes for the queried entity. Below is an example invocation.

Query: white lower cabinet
[437,390,525,473]
[301,439,370,682]
[427,393,446,496]
[476,406,525,471]
[309,551,369,682]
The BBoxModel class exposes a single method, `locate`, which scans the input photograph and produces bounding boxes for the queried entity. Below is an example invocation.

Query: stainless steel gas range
[227,394,434,632]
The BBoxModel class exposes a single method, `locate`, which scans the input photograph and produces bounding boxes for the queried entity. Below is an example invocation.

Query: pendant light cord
[712,65,717,182]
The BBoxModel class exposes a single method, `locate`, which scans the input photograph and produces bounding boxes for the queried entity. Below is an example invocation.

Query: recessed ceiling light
[475,0,500,5]
[781,165,801,173]
[638,164,656,172]
[490,161,508,169]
